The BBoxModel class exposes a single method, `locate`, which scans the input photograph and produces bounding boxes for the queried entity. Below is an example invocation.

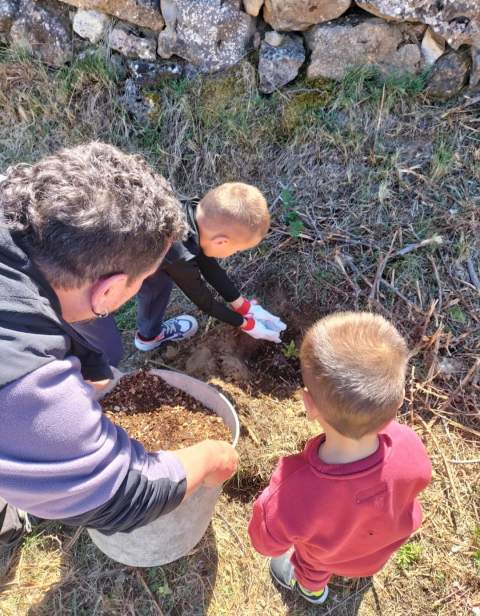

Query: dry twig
[135,568,164,616]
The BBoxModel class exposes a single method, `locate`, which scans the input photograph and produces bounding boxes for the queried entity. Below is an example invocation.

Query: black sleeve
[195,253,241,303]
[164,260,244,327]
[58,469,186,534]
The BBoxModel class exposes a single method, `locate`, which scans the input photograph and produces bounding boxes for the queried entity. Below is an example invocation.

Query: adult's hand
[171,439,238,497]
[87,366,125,400]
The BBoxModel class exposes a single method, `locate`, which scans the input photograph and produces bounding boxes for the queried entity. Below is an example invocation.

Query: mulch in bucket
[101,370,231,450]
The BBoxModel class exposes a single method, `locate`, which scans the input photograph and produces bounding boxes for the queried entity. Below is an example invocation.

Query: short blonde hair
[198,182,270,238]
[300,312,409,439]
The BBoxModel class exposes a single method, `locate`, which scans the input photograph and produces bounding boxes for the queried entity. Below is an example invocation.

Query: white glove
[243,318,282,343]
[249,301,287,332]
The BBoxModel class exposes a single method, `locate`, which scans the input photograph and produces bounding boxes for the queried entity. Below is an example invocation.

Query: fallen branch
[135,569,164,616]
[466,256,480,291]
[368,231,397,304]
[428,410,480,439]
[437,358,480,414]
[379,278,424,314]
[394,235,443,258]
[441,95,480,118]
[419,417,463,512]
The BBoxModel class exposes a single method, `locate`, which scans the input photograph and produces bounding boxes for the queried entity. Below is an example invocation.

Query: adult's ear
[90,273,128,316]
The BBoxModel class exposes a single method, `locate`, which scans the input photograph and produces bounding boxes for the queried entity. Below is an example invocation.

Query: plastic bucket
[88,368,239,567]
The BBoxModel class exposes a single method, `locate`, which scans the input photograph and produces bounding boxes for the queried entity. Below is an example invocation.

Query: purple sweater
[0,219,186,533]
[0,358,186,524]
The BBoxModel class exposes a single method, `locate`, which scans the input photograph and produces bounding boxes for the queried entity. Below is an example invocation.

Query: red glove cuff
[240,317,255,331]
[234,298,251,316]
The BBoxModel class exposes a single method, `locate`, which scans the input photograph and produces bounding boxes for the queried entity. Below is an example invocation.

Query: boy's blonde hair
[300,312,409,439]
[198,182,270,238]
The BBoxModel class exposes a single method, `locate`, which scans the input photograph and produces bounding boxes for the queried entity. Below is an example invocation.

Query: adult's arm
[0,357,236,534]
[164,260,244,327]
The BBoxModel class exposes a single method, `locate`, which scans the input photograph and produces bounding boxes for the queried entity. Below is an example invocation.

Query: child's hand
[249,300,287,333]
[242,318,282,343]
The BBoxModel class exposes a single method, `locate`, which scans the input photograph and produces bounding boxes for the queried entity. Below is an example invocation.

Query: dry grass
[0,46,479,615]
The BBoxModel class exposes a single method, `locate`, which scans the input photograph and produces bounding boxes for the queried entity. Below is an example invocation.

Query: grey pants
[0,498,27,555]
[136,267,173,339]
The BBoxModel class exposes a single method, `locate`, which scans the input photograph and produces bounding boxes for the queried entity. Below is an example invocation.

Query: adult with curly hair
[0,143,238,571]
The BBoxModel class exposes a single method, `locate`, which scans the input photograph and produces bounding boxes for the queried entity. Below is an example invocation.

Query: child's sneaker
[269,553,329,606]
[134,315,198,352]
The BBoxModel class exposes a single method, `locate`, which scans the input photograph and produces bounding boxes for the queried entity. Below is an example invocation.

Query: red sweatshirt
[248,421,431,590]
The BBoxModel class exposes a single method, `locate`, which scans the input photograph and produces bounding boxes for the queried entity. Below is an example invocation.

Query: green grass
[395,543,423,570]
[430,139,455,179]
[114,298,137,331]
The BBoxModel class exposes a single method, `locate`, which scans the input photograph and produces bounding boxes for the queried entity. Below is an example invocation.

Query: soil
[100,370,232,450]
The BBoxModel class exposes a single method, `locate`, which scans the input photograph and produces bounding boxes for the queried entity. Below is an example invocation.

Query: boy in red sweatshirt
[248,312,432,605]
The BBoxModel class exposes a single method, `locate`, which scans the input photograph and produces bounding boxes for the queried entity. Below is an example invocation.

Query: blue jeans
[136,267,174,339]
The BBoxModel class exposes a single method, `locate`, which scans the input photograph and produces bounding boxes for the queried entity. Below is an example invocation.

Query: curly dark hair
[0,142,186,289]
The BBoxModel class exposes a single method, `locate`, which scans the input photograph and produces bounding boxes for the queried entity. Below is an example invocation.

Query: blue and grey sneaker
[134,315,198,352]
[270,553,329,606]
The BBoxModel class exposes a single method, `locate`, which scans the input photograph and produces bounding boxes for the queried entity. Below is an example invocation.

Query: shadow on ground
[282,576,375,615]
[20,522,219,615]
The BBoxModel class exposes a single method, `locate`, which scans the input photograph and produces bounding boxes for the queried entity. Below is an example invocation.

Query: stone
[110,52,128,80]
[421,27,445,66]
[58,0,163,32]
[0,0,19,41]
[425,49,471,100]
[109,24,157,61]
[259,33,305,93]
[264,0,351,32]
[158,0,256,73]
[471,46,480,87]
[73,9,109,43]
[243,0,263,17]
[252,30,261,49]
[305,15,422,81]
[128,58,183,85]
[9,0,72,66]
[121,78,160,122]
[264,30,283,47]
[356,0,480,50]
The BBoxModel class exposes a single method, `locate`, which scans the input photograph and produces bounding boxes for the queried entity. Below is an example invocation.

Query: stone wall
[1,0,479,100]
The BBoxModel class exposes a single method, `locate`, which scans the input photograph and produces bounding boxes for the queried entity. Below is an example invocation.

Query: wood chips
[101,370,231,451]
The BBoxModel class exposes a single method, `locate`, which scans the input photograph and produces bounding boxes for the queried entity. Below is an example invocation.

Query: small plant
[449,305,467,324]
[473,550,480,571]
[282,340,299,360]
[472,527,480,571]
[395,543,423,570]
[430,139,454,179]
[280,188,305,238]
